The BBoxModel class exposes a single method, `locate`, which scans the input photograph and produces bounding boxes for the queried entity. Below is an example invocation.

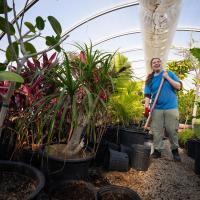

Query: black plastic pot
[20,148,42,169]
[49,180,97,200]
[95,140,120,166]
[119,128,148,146]
[131,144,151,171]
[40,147,95,185]
[187,138,197,159]
[104,148,129,172]
[0,161,45,200]
[103,125,121,144]
[120,144,133,165]
[0,128,17,160]
[97,185,142,200]
[195,139,200,175]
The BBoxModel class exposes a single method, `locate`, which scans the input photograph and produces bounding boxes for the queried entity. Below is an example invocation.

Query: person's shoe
[151,149,161,159]
[172,149,181,162]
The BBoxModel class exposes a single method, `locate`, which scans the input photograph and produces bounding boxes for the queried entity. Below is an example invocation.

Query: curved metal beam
[61,1,139,37]
[93,27,200,46]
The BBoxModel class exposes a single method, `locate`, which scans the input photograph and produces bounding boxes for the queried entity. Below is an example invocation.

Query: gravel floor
[96,140,200,200]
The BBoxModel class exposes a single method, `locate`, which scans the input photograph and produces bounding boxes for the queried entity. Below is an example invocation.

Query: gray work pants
[150,109,179,151]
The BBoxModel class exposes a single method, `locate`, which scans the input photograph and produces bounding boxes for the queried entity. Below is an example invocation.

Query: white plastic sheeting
[139,0,182,73]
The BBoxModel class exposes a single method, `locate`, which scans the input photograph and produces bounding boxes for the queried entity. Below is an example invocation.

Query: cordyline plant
[13,52,58,150]
[0,0,68,139]
[23,42,118,157]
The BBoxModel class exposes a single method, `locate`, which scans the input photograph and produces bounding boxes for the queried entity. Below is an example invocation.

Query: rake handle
[144,77,165,130]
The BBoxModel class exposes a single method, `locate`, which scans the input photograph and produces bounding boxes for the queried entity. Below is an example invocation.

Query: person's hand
[144,107,150,118]
[162,71,169,80]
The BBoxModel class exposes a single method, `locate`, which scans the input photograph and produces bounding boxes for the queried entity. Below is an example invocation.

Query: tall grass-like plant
[22,43,117,157]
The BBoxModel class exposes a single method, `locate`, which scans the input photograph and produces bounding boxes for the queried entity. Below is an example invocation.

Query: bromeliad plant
[22,43,117,157]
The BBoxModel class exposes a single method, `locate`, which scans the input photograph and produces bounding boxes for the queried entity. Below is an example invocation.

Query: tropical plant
[0,0,67,138]
[15,52,58,150]
[108,53,144,126]
[19,43,117,157]
[189,48,200,126]
[167,54,200,126]
[178,89,195,124]
[108,81,144,126]
[167,59,192,80]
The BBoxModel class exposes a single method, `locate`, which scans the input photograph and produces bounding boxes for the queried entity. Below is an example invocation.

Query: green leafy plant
[0,0,67,139]
[194,118,200,140]
[178,89,195,124]
[20,43,117,157]
[178,129,195,147]
[108,53,143,126]
[108,81,143,126]
[167,59,192,80]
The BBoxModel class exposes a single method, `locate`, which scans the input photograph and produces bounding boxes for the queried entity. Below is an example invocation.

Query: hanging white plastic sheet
[139,0,182,73]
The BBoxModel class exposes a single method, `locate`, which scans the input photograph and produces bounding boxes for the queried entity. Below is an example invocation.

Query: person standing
[144,58,182,161]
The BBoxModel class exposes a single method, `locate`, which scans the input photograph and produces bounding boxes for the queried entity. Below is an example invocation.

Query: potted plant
[194,118,200,174]
[21,43,118,182]
[0,160,45,200]
[14,52,58,166]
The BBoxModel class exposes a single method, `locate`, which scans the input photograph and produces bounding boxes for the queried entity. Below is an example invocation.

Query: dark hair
[145,58,161,85]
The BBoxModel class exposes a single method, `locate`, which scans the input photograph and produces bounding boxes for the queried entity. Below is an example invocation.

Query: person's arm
[163,71,182,90]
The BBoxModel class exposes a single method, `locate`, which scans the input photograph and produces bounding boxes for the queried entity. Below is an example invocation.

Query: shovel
[144,77,165,130]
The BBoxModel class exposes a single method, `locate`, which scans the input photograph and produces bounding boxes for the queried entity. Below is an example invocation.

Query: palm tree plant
[108,53,144,126]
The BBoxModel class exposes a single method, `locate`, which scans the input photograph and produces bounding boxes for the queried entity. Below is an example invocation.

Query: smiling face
[151,58,162,73]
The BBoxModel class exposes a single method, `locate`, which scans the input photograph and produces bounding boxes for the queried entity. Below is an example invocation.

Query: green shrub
[178,129,195,147]
[194,118,200,139]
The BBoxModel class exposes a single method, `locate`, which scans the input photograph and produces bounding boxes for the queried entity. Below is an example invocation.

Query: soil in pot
[97,185,141,200]
[50,180,96,200]
[0,171,36,200]
[99,192,133,200]
[46,144,93,159]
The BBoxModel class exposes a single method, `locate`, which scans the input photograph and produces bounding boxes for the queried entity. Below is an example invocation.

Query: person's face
[151,58,162,72]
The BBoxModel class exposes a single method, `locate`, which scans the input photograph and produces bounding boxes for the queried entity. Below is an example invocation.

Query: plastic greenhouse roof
[0,0,200,86]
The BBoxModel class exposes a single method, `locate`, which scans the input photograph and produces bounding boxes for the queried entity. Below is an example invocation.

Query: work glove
[144,107,150,118]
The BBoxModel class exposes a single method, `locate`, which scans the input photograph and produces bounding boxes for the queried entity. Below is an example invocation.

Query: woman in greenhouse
[144,58,182,161]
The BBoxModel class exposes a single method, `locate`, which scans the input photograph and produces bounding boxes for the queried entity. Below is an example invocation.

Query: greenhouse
[0,0,200,199]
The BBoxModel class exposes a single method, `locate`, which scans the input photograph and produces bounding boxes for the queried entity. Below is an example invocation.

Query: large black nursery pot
[49,180,97,200]
[0,128,17,160]
[95,139,120,166]
[187,138,197,159]
[0,161,45,200]
[40,145,95,185]
[97,185,142,200]
[131,144,151,171]
[119,127,149,146]
[103,125,121,144]
[195,139,200,175]
[19,147,42,169]
[104,148,129,172]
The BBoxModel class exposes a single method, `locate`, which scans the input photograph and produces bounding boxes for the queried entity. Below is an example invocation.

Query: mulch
[89,140,200,200]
